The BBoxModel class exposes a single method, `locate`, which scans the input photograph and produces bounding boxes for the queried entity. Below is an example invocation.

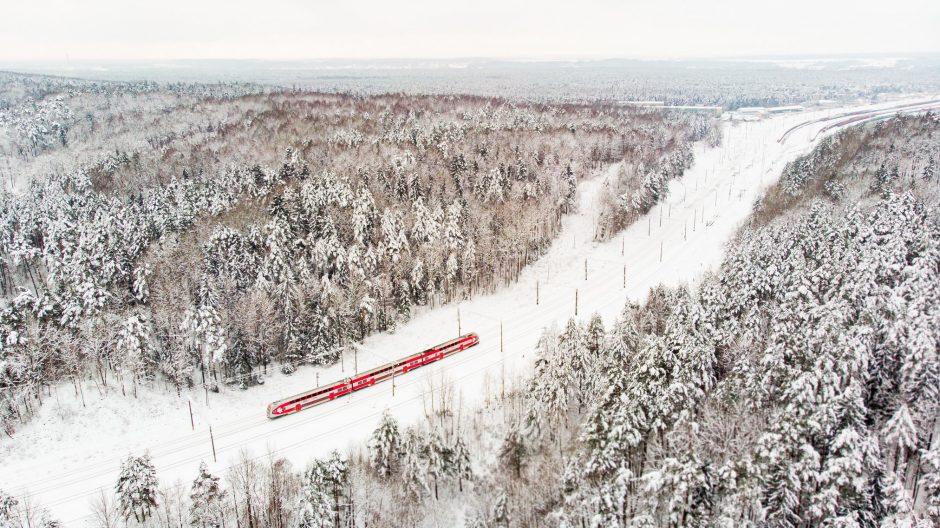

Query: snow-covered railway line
[3,112,816,508]
[777,96,940,143]
[25,177,767,523]
[42,258,634,511]
[11,130,775,491]
[36,200,739,503]
[21,178,740,519]
[5,98,933,524]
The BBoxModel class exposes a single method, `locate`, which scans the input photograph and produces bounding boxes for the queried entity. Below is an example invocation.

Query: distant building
[726,105,804,121]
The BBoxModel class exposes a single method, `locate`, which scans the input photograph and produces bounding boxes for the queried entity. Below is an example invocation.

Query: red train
[266,333,480,418]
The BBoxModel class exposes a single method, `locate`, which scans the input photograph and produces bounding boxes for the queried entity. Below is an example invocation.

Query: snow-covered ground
[2,96,937,525]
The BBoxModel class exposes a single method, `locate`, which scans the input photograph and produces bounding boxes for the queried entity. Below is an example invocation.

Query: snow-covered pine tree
[922,157,936,182]
[919,446,940,524]
[297,460,334,528]
[411,197,439,244]
[118,313,156,395]
[523,326,564,443]
[604,304,642,368]
[0,490,18,527]
[425,429,453,500]
[189,461,222,528]
[499,425,526,480]
[585,312,605,356]
[411,259,429,305]
[257,215,295,300]
[351,186,377,246]
[558,317,590,407]
[563,164,577,211]
[323,450,349,526]
[381,209,408,264]
[400,428,430,499]
[884,403,918,474]
[452,436,473,493]
[132,264,150,304]
[115,453,158,523]
[368,410,402,478]
[180,302,228,383]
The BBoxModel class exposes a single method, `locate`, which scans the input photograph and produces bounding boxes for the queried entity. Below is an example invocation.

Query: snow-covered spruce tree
[297,460,334,528]
[189,462,222,528]
[883,403,918,475]
[179,301,227,384]
[425,429,453,500]
[564,308,644,525]
[452,436,473,493]
[0,490,61,528]
[604,303,643,368]
[557,317,591,409]
[400,428,430,500]
[0,490,18,527]
[498,424,526,481]
[523,325,565,444]
[492,489,510,528]
[295,450,348,528]
[117,312,156,396]
[920,446,940,524]
[585,312,605,356]
[115,453,158,523]
[351,186,377,246]
[323,450,349,526]
[368,410,402,478]
[132,264,150,304]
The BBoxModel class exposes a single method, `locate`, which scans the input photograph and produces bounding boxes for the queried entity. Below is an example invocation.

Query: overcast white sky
[1,0,938,61]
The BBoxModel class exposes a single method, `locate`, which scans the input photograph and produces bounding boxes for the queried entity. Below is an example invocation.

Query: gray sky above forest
[1,0,938,61]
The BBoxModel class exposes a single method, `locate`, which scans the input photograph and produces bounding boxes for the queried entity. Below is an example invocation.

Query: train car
[266,332,480,419]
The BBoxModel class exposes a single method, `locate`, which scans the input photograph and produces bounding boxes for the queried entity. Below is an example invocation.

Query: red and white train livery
[266,333,480,419]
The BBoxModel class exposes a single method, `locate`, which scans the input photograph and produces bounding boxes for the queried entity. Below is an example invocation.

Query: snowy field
[2,96,937,525]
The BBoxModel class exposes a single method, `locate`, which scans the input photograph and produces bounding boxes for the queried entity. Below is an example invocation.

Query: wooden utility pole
[210,425,217,462]
[575,289,579,316]
[536,280,539,305]
[584,259,588,281]
[623,265,626,288]
[189,400,194,430]
[621,235,625,256]
[500,322,504,353]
